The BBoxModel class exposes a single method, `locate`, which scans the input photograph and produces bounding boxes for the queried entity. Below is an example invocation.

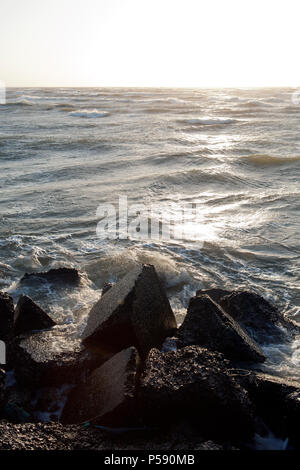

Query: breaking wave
[69,109,110,118]
[183,117,237,126]
[244,154,300,166]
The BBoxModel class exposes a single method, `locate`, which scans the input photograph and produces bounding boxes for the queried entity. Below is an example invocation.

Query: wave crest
[244,154,300,166]
[182,117,237,126]
[69,109,109,118]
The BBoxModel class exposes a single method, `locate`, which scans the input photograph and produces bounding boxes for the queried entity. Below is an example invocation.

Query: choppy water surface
[0,87,299,379]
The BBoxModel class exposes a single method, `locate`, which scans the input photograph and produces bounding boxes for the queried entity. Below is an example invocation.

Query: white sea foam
[69,109,109,118]
[184,117,237,125]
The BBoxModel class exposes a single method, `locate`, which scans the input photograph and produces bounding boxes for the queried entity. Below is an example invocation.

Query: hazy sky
[1,0,299,87]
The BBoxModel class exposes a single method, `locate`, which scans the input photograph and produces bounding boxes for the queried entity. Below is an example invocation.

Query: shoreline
[0,265,299,451]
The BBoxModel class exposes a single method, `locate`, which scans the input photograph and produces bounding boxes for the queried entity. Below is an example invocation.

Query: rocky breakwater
[0,265,299,450]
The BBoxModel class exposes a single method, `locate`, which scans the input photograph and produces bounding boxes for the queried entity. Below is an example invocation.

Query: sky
[1,0,299,88]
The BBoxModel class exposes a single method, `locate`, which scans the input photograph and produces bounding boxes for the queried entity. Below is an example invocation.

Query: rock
[33,385,73,418]
[12,329,99,387]
[0,368,5,410]
[196,288,231,304]
[14,295,56,336]
[237,371,300,447]
[178,295,266,363]
[101,282,114,296]
[138,346,255,441]
[0,292,15,342]
[0,421,226,450]
[1,403,32,423]
[219,291,291,344]
[21,268,80,286]
[5,383,32,411]
[61,347,139,425]
[82,264,177,359]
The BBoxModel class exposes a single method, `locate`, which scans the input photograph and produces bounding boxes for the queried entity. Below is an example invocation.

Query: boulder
[1,380,33,424]
[12,329,99,387]
[5,383,32,412]
[21,268,80,286]
[138,346,255,441]
[14,295,56,336]
[196,288,231,304]
[178,295,265,363]
[237,371,300,447]
[0,292,15,342]
[82,264,177,359]
[61,347,139,425]
[219,291,292,344]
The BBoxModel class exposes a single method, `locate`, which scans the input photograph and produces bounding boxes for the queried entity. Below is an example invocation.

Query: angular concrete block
[0,292,15,342]
[14,295,56,336]
[61,346,139,425]
[82,264,177,358]
[178,294,266,363]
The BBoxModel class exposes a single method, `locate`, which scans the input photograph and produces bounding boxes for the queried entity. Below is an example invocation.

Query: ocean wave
[141,97,190,105]
[84,246,191,291]
[150,166,254,189]
[239,99,274,108]
[6,98,34,107]
[182,117,237,126]
[68,109,110,118]
[244,154,300,166]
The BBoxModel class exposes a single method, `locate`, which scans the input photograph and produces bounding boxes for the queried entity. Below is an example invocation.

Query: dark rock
[0,292,15,342]
[61,347,139,425]
[0,368,5,409]
[0,421,225,450]
[178,295,266,363]
[5,383,32,411]
[196,288,231,304]
[101,282,114,296]
[82,264,177,359]
[2,403,32,423]
[237,371,300,447]
[33,385,73,417]
[12,329,100,387]
[219,291,292,344]
[14,295,56,336]
[161,336,178,352]
[138,346,255,441]
[21,268,80,286]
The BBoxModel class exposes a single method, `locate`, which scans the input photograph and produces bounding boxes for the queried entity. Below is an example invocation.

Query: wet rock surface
[219,290,291,343]
[178,295,266,363]
[14,295,56,336]
[61,347,139,425]
[21,267,81,286]
[0,292,15,342]
[196,288,231,304]
[138,346,255,441]
[237,371,300,447]
[82,264,177,359]
[12,329,97,386]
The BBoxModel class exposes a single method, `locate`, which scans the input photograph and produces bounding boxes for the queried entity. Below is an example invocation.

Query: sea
[0,87,299,382]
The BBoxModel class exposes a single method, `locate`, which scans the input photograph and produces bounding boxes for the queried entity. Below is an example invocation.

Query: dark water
[0,87,299,378]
